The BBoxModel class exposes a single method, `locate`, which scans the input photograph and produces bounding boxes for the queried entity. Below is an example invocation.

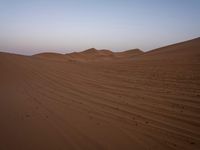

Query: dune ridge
[33,48,143,62]
[0,37,200,150]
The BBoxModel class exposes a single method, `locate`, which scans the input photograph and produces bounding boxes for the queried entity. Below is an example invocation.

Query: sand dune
[66,48,115,62]
[115,48,143,58]
[0,38,200,150]
[34,48,143,62]
[33,52,72,62]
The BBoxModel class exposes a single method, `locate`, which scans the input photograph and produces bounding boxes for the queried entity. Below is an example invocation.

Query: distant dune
[33,48,143,62]
[0,38,200,150]
[115,48,143,58]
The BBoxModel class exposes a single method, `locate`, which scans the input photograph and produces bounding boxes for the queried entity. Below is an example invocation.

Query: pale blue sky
[0,0,200,55]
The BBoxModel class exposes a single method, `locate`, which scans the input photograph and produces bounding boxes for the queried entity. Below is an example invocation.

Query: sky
[0,0,200,55]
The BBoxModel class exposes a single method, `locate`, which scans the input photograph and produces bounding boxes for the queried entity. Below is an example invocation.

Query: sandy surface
[0,38,200,150]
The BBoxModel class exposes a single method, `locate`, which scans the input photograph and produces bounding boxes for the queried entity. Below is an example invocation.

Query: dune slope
[0,38,200,150]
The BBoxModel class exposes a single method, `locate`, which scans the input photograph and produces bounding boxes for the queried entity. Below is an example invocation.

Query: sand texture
[0,38,200,150]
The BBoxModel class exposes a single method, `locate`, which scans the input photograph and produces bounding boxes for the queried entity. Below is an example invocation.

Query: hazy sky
[0,0,200,55]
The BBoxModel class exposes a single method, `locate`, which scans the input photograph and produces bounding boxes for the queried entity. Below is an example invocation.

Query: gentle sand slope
[0,38,200,150]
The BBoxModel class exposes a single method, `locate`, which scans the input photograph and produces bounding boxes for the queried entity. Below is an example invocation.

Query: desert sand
[0,38,200,150]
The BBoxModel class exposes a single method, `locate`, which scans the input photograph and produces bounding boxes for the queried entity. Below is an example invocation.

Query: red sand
[0,38,200,150]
